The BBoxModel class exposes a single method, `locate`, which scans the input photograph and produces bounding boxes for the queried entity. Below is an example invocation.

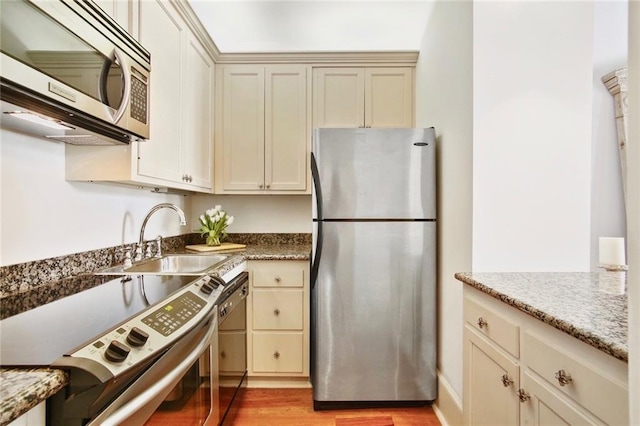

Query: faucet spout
[138,203,187,246]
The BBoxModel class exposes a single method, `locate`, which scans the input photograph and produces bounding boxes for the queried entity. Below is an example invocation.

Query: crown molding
[213,50,419,65]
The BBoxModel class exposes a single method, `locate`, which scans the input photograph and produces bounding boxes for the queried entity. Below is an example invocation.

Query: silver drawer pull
[275,276,281,283]
[477,317,488,329]
[274,308,280,316]
[517,388,530,402]
[501,374,514,387]
[274,351,280,359]
[555,369,573,386]
[220,351,226,358]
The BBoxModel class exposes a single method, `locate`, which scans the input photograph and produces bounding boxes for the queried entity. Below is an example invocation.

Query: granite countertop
[455,271,628,362]
[0,237,311,425]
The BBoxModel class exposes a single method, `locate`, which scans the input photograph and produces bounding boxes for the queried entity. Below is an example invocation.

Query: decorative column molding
[602,66,629,208]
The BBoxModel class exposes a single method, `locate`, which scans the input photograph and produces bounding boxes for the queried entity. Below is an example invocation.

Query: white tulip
[200,215,206,222]
[206,209,214,217]
[214,205,222,212]
[227,216,234,225]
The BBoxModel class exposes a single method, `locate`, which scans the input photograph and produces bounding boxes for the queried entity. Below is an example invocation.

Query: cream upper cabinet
[65,0,214,193]
[313,67,414,128]
[463,287,629,426]
[215,64,310,194]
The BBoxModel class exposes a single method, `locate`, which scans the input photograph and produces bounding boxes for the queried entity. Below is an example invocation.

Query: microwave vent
[45,134,117,146]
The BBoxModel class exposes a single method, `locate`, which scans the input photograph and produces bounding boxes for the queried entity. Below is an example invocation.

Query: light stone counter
[454,271,628,362]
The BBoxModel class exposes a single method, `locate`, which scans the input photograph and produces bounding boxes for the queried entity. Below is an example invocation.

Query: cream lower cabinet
[66,0,214,193]
[313,67,414,128]
[463,287,628,426]
[246,260,310,386]
[214,64,310,194]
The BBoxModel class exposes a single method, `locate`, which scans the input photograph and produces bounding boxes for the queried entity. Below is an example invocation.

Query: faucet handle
[145,243,153,259]
[134,244,143,262]
[155,236,163,258]
[123,251,133,268]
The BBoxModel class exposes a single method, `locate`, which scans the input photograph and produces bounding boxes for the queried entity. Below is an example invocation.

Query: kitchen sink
[96,253,229,276]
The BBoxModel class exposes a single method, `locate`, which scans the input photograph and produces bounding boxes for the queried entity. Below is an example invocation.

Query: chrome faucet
[136,203,187,260]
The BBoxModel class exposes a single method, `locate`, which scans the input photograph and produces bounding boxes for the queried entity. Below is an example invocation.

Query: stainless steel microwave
[0,0,150,145]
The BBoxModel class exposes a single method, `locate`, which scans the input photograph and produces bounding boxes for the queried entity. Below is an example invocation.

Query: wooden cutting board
[185,242,246,252]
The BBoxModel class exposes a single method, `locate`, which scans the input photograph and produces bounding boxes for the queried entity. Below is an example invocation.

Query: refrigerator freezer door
[311,221,437,403]
[312,128,436,220]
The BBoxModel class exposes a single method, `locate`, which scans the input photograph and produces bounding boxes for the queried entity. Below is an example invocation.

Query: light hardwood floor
[227,388,441,426]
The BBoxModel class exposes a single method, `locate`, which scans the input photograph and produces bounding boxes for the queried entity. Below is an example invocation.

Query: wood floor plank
[229,388,441,426]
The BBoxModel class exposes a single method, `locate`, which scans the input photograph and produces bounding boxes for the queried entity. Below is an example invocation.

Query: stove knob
[200,281,216,295]
[126,327,149,347]
[105,340,131,363]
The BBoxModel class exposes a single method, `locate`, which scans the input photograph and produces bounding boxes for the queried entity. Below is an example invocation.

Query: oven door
[85,311,219,426]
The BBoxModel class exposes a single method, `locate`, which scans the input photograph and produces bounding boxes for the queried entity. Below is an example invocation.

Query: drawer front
[253,290,303,330]
[521,371,602,426]
[219,301,246,331]
[464,297,519,358]
[252,333,304,373]
[252,261,305,288]
[524,332,628,426]
[219,331,247,373]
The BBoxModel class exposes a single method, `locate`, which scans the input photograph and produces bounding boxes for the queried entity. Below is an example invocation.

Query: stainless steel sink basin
[96,253,229,276]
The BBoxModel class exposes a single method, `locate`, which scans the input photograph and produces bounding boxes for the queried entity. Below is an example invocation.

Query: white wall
[590,1,628,269]
[191,194,311,233]
[415,0,472,420]
[473,1,594,272]
[626,2,639,422]
[189,1,431,52]
[0,129,190,266]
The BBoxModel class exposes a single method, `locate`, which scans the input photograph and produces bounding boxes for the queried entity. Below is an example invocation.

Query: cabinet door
[182,31,214,190]
[464,326,520,426]
[220,65,265,191]
[521,371,602,426]
[137,0,183,183]
[265,65,309,191]
[313,68,365,128]
[365,68,414,128]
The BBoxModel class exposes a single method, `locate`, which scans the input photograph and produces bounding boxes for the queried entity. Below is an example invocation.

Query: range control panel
[65,274,226,376]
[142,291,206,336]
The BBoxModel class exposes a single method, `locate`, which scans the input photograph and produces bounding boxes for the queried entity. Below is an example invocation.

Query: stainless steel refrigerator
[310,127,437,410]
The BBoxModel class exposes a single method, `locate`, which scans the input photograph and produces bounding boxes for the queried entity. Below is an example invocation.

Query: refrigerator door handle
[311,153,323,290]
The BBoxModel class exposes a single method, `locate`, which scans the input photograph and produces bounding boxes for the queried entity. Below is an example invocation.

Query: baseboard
[245,376,312,388]
[433,371,463,426]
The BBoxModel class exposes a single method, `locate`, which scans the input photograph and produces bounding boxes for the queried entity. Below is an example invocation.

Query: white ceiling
[188,1,433,53]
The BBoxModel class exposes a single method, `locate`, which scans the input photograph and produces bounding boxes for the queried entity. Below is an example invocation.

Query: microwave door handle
[93,315,217,426]
[101,48,131,125]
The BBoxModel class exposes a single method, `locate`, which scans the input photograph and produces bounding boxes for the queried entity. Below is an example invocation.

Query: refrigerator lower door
[311,221,437,407]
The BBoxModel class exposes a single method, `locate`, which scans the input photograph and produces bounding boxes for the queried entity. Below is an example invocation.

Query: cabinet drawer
[252,261,305,288]
[252,333,304,373]
[523,332,628,426]
[253,290,303,330]
[219,331,246,373]
[464,297,519,358]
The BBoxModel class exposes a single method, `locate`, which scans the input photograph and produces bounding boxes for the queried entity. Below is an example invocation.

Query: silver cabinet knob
[517,388,530,402]
[477,317,488,329]
[220,351,226,358]
[501,374,514,387]
[275,276,281,283]
[274,308,280,316]
[555,369,573,386]
[266,184,271,189]
[259,184,263,189]
[274,351,280,359]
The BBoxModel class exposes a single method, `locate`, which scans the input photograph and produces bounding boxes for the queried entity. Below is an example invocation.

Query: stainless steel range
[0,263,248,425]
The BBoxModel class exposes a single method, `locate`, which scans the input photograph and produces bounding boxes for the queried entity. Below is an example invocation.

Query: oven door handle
[96,314,218,426]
